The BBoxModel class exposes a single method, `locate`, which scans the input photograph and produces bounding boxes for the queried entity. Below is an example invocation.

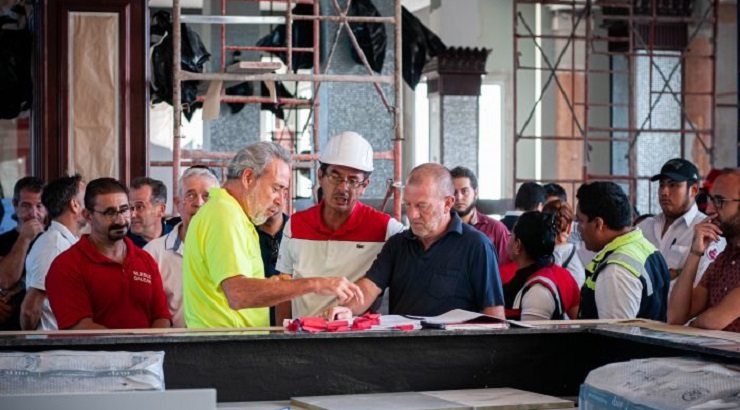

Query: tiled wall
[441,96,478,173]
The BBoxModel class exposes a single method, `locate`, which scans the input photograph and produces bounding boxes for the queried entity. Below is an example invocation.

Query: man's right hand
[691,215,722,255]
[19,219,44,242]
[321,306,353,321]
[314,277,365,307]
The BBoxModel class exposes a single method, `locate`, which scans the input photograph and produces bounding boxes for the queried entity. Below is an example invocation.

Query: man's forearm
[151,318,172,328]
[19,289,44,330]
[690,309,733,331]
[20,310,39,330]
[223,277,318,310]
[68,318,107,330]
[341,279,378,316]
[483,305,505,320]
[0,237,32,289]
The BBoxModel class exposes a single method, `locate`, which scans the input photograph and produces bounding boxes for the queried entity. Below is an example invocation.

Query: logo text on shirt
[133,270,152,284]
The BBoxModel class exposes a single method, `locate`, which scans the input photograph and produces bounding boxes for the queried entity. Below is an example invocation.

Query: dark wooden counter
[1,325,738,402]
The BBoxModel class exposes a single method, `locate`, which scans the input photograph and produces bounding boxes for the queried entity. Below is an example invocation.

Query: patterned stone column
[424,47,490,174]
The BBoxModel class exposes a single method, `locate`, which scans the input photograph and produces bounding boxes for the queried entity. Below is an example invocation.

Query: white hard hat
[319,131,374,172]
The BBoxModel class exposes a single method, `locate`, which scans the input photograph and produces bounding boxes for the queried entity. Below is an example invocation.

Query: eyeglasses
[708,195,740,210]
[325,173,366,190]
[183,191,210,203]
[90,206,131,220]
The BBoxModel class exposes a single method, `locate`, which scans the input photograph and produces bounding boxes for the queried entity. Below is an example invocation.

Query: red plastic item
[361,313,381,325]
[351,318,373,330]
[286,314,387,332]
[299,317,327,333]
[327,320,349,332]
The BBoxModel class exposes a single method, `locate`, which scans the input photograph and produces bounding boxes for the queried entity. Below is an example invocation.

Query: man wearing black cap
[637,158,725,289]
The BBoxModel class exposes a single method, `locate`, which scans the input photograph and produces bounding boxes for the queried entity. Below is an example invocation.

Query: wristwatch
[690,249,704,257]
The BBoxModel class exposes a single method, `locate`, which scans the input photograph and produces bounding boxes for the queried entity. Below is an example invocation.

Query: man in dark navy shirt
[328,163,505,318]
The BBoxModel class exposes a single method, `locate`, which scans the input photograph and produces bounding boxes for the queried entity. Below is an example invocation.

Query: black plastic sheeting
[224,51,297,120]
[0,6,32,120]
[402,7,446,90]
[348,0,386,73]
[256,2,445,90]
[255,4,315,72]
[225,78,295,121]
[150,11,211,121]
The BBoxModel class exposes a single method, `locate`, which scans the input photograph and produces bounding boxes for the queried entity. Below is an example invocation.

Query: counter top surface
[1,323,739,360]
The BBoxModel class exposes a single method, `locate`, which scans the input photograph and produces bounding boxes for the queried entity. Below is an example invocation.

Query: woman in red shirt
[501,211,580,320]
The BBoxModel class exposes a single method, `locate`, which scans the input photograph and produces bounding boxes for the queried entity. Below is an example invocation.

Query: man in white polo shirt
[145,167,219,327]
[21,174,86,330]
[276,131,404,319]
[637,158,726,289]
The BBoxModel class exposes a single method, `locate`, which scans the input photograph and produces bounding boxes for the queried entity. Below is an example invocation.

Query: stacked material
[580,357,740,409]
[0,350,165,394]
[291,388,574,409]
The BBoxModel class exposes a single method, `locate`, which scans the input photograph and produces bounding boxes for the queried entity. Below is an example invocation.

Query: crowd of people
[0,132,737,333]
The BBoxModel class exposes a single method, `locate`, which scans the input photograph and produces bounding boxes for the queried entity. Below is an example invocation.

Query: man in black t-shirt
[0,177,46,330]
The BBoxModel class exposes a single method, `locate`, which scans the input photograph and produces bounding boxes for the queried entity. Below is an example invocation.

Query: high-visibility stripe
[606,253,653,296]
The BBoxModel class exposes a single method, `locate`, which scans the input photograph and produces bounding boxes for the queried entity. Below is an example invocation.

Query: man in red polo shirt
[276,132,403,319]
[46,178,171,330]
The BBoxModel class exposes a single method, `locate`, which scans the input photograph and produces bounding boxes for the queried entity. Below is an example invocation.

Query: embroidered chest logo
[708,248,719,260]
[133,270,152,284]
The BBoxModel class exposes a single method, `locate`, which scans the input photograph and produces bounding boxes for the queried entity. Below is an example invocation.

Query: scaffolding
[513,0,718,213]
[163,0,404,219]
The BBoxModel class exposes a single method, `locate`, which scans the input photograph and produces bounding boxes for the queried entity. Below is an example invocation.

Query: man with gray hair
[145,167,220,327]
[326,163,505,319]
[183,142,364,328]
[128,177,179,248]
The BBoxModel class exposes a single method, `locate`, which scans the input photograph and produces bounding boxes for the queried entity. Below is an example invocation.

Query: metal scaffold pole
[513,0,718,210]
[168,0,404,219]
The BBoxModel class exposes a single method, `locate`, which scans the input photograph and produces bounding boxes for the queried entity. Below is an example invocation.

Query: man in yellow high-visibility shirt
[183,142,364,328]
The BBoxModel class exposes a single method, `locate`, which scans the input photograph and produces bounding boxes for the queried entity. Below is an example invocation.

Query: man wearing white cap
[276,131,404,319]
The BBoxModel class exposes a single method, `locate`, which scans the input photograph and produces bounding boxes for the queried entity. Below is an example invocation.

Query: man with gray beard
[182,142,364,328]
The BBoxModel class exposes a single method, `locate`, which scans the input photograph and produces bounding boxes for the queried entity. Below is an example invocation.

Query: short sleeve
[26,233,68,292]
[365,234,400,291]
[46,253,93,329]
[696,238,726,287]
[520,284,558,320]
[385,218,405,239]
[468,234,505,309]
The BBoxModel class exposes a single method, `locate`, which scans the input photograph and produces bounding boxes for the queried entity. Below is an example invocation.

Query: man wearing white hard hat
[276,131,404,319]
